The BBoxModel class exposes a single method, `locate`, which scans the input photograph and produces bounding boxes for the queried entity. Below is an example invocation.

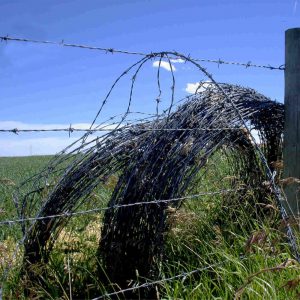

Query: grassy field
[1,155,300,299]
[0,156,53,239]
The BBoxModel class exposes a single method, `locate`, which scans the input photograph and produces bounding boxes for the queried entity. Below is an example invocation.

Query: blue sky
[0,0,299,156]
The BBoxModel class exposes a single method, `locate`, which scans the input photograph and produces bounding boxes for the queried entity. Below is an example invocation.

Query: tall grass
[1,155,300,299]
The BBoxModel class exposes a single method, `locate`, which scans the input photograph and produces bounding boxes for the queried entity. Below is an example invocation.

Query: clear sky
[0,0,299,156]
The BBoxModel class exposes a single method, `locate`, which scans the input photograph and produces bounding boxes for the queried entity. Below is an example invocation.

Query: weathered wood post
[283,28,300,216]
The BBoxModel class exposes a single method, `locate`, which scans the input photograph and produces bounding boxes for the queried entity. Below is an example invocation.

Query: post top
[286,28,300,33]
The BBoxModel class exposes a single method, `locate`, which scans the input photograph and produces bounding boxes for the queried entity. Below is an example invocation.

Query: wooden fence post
[283,28,300,216]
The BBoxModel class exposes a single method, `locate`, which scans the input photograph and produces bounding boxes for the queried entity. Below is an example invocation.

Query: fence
[0,32,299,299]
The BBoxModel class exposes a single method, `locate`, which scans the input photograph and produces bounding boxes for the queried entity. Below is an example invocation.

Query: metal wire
[92,255,248,300]
[0,188,242,225]
[0,35,285,70]
[0,127,245,134]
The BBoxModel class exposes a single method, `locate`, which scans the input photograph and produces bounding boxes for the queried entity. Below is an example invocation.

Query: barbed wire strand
[0,127,247,134]
[92,255,249,300]
[0,188,242,225]
[0,36,285,71]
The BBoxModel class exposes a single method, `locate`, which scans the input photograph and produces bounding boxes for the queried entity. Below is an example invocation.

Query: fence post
[283,28,300,216]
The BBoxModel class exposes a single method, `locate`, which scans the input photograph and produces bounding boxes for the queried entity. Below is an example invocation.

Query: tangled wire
[3,50,297,298]
[14,82,286,289]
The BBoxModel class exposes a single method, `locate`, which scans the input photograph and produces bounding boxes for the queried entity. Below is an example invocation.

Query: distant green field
[0,155,53,184]
[0,156,53,235]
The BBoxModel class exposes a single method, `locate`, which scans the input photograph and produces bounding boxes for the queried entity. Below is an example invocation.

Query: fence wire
[0,188,244,226]
[0,127,246,134]
[92,255,249,300]
[0,35,285,70]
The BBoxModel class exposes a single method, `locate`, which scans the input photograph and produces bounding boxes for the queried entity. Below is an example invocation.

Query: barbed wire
[0,188,243,225]
[0,126,246,134]
[193,58,285,70]
[0,35,285,71]
[0,35,146,55]
[92,255,248,300]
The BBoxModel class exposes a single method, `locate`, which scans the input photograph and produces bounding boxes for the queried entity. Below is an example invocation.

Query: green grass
[161,198,300,300]
[0,156,53,240]
[1,155,300,299]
